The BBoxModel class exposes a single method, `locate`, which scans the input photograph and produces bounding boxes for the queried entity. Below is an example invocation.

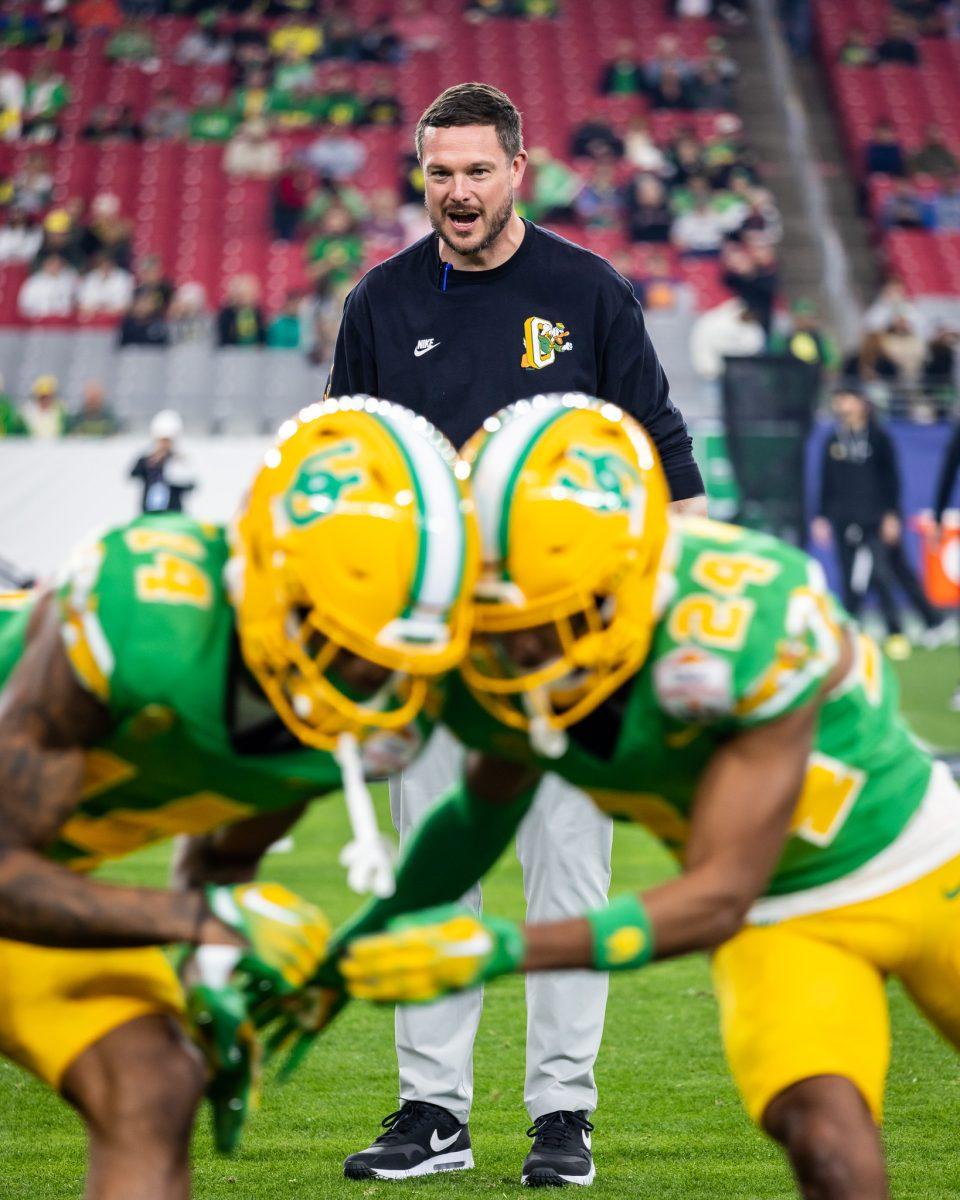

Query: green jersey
[0,515,423,872]
[443,518,933,900]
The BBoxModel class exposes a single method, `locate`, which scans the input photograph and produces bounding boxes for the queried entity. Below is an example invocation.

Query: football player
[0,396,475,1198]
[332,394,960,1198]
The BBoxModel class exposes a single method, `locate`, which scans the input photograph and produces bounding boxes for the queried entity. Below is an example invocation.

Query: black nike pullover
[328,220,703,500]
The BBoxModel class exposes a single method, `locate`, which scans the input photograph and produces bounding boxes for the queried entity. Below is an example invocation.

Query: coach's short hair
[415,82,524,162]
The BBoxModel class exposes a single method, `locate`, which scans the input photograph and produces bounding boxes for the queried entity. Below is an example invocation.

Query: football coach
[328,82,706,1188]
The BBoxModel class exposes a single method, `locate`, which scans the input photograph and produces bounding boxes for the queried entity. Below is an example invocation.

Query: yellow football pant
[0,939,184,1090]
[713,852,960,1125]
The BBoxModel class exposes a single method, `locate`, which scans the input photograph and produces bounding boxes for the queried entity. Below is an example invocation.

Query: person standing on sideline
[328,82,706,1188]
[811,387,946,659]
[932,420,960,709]
[129,409,195,514]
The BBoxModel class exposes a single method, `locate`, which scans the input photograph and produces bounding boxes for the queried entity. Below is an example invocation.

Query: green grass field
[0,647,958,1198]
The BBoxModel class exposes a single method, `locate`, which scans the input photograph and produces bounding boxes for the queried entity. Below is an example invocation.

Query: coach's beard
[430,191,515,257]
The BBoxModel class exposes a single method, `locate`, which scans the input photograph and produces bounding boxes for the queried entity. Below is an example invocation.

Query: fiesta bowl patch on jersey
[653,646,734,721]
[521,317,574,370]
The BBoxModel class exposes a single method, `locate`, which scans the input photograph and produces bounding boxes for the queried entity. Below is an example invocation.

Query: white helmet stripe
[373,408,465,640]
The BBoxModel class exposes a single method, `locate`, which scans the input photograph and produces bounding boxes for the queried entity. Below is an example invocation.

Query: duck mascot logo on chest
[521,316,574,370]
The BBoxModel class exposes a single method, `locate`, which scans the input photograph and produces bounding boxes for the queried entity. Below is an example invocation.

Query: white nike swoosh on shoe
[582,1130,592,1150]
[429,1129,461,1153]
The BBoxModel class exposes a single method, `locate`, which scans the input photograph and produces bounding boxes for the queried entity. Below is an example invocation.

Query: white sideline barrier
[0,436,270,579]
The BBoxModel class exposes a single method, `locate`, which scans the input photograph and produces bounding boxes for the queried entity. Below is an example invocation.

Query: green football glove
[340,905,527,1004]
[205,881,331,997]
[185,979,259,1156]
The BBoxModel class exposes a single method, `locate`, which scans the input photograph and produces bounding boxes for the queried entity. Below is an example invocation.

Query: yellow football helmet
[230,396,478,750]
[460,393,670,749]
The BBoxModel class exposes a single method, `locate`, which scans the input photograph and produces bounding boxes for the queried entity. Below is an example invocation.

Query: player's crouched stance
[0,397,476,1197]
[340,394,960,1198]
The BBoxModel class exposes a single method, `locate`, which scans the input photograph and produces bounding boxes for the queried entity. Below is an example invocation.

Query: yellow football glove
[206,882,331,997]
[341,905,526,1004]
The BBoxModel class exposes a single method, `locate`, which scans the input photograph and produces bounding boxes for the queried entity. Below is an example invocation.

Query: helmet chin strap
[335,732,397,898]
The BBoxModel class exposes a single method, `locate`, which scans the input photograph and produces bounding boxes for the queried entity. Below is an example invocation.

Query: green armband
[586,893,654,972]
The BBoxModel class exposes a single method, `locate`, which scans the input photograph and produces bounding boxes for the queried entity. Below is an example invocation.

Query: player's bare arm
[0,593,239,949]
[171,803,309,890]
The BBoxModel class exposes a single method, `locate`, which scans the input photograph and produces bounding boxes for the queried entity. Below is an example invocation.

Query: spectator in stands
[650,65,692,110]
[134,255,173,315]
[0,209,41,264]
[223,118,281,179]
[325,8,362,58]
[523,146,581,222]
[923,324,958,400]
[272,159,313,241]
[364,77,403,127]
[306,203,363,288]
[175,14,230,67]
[130,410,195,514]
[875,15,922,64]
[118,291,170,347]
[229,11,271,78]
[665,127,705,184]
[12,151,52,214]
[689,297,766,382]
[570,112,624,160]
[639,247,690,311]
[864,275,923,335]
[689,60,734,110]
[730,174,783,243]
[394,0,444,52]
[865,119,907,177]
[770,298,839,369]
[66,379,120,437]
[23,59,68,142]
[360,188,405,246]
[273,45,316,100]
[721,238,779,332]
[80,193,133,270]
[78,251,135,317]
[838,27,876,66]
[320,71,366,128]
[623,115,666,173]
[18,253,77,318]
[672,192,728,255]
[106,17,158,68]
[357,14,403,63]
[843,330,900,394]
[0,56,24,141]
[33,208,82,270]
[644,33,692,89]
[465,0,513,19]
[20,374,66,437]
[233,65,276,122]
[269,14,323,62]
[217,274,267,347]
[599,41,645,96]
[573,160,625,229]
[167,282,210,344]
[879,314,927,386]
[189,84,238,142]
[625,174,673,243]
[144,89,189,141]
[304,129,366,179]
[39,10,78,53]
[880,177,931,228]
[0,372,27,437]
[268,293,304,349]
[929,175,960,229]
[908,123,959,178]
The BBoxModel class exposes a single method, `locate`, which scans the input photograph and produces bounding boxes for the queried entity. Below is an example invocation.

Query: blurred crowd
[0,370,120,437]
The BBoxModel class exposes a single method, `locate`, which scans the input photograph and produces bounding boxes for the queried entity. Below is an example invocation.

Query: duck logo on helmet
[283,442,363,528]
[553,447,641,512]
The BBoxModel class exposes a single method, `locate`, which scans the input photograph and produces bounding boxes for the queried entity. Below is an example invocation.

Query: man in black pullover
[811,387,944,656]
[328,82,705,1189]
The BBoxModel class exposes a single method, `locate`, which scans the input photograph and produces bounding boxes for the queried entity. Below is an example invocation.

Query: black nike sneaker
[343,1101,474,1180]
[521,1110,595,1187]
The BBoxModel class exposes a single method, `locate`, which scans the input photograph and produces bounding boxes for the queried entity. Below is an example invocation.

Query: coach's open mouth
[447,211,480,231]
